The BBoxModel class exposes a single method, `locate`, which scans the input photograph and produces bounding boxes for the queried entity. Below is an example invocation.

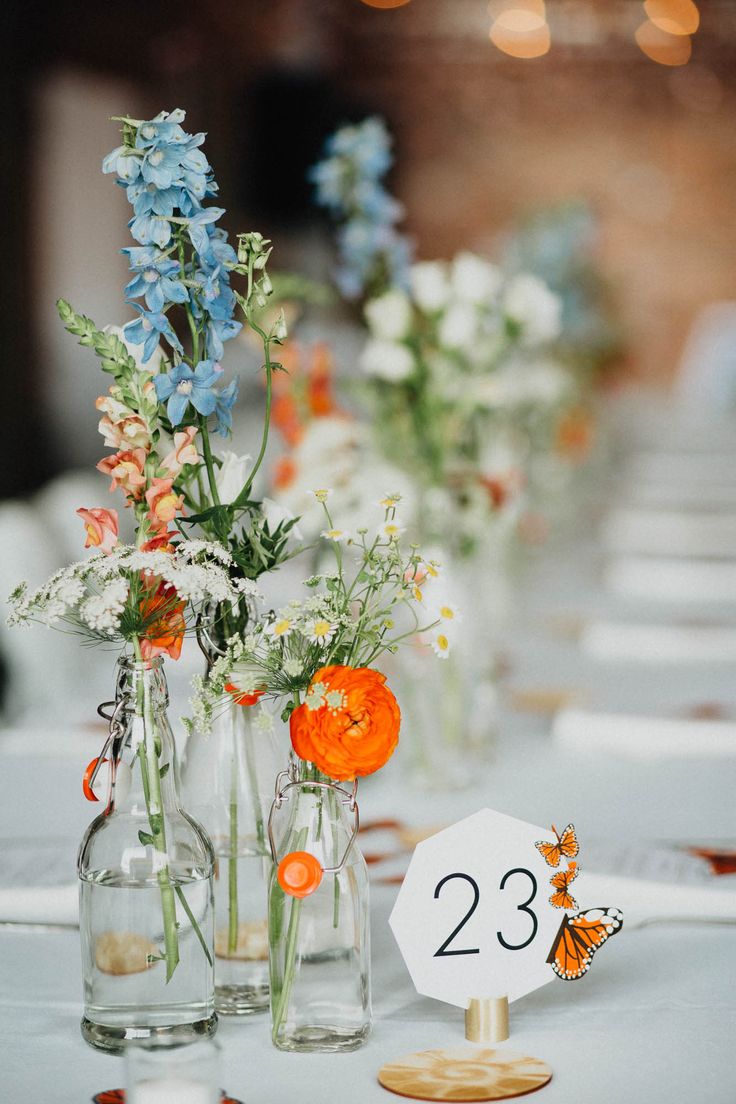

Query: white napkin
[605,556,736,603]
[580,870,736,928]
[624,452,736,484]
[601,508,736,558]
[581,621,736,663]
[621,482,736,510]
[0,884,78,925]
[553,707,736,759]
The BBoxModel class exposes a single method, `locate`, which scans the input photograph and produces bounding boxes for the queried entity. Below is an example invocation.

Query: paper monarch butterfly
[548,861,579,909]
[546,907,624,980]
[535,823,579,868]
[93,1092,244,1103]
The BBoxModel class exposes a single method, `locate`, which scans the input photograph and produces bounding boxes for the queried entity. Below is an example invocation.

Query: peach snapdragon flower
[161,426,199,477]
[76,507,119,554]
[145,478,185,533]
[97,448,148,499]
[96,394,150,451]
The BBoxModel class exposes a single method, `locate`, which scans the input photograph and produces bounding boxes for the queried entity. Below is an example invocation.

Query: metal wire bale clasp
[267,775,360,896]
[83,695,129,801]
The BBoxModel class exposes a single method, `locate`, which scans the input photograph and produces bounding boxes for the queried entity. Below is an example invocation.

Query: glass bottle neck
[278,757,358,867]
[109,657,179,815]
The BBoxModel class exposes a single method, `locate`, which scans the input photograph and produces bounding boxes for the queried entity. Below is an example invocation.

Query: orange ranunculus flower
[138,582,186,661]
[290,665,401,781]
[77,507,119,554]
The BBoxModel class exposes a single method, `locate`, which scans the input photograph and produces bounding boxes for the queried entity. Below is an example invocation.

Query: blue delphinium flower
[123,305,183,362]
[213,379,239,437]
[123,247,189,313]
[154,360,221,424]
[105,109,244,422]
[310,116,412,299]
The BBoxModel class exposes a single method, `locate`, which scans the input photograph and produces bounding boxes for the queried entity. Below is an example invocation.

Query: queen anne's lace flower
[6,540,244,648]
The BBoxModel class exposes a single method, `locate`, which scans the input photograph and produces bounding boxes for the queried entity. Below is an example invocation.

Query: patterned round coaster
[378,1047,552,1102]
[93,1090,243,1103]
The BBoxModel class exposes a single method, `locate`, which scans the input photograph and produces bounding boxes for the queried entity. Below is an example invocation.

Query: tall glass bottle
[268,762,371,1052]
[78,656,216,1053]
[181,697,280,1015]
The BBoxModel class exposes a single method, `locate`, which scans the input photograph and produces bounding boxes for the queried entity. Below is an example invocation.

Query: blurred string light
[636,0,699,66]
[488,0,551,58]
[358,0,412,8]
[644,0,700,35]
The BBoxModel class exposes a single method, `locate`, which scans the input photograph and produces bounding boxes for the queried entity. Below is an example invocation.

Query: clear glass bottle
[181,697,280,1015]
[268,762,371,1052]
[78,656,216,1054]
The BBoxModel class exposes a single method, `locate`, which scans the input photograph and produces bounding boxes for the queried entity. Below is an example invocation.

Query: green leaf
[138,830,155,847]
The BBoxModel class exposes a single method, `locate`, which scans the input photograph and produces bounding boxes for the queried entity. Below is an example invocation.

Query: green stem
[271,825,308,1043]
[176,884,213,967]
[134,641,180,982]
[228,753,239,955]
[231,335,273,509]
[199,416,221,507]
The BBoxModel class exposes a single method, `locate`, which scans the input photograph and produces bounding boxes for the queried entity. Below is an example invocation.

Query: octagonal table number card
[389,808,622,1009]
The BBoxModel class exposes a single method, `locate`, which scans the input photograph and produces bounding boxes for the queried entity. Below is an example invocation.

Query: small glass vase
[181,696,280,1015]
[267,760,371,1052]
[78,656,216,1054]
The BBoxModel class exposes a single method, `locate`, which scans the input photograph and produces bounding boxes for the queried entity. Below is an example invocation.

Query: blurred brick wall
[324,0,736,386]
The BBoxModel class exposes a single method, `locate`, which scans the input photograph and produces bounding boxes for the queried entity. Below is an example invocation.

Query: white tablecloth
[2,530,736,1103]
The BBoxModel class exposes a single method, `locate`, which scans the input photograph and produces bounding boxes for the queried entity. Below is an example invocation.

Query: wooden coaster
[378,1047,552,1102]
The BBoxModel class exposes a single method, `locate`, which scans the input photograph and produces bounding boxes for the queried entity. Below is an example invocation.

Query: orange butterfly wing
[546,907,623,979]
[535,839,562,867]
[548,862,579,909]
[557,823,579,861]
[535,823,578,868]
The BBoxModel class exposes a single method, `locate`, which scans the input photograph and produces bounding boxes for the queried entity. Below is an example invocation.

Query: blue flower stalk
[310,116,413,301]
[102,109,287,507]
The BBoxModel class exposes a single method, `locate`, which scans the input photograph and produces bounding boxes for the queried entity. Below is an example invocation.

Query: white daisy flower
[377,493,402,509]
[431,632,452,659]
[321,528,350,543]
[436,602,462,624]
[379,520,406,541]
[266,616,295,640]
[305,618,336,645]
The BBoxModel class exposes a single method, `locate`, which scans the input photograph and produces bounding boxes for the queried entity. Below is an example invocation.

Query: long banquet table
[2,516,736,1103]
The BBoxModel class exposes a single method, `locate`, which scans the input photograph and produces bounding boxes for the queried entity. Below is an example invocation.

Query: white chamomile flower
[436,602,462,624]
[309,488,332,503]
[379,520,406,541]
[321,528,350,543]
[431,632,452,659]
[377,493,402,509]
[266,615,295,640]
[305,618,336,645]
